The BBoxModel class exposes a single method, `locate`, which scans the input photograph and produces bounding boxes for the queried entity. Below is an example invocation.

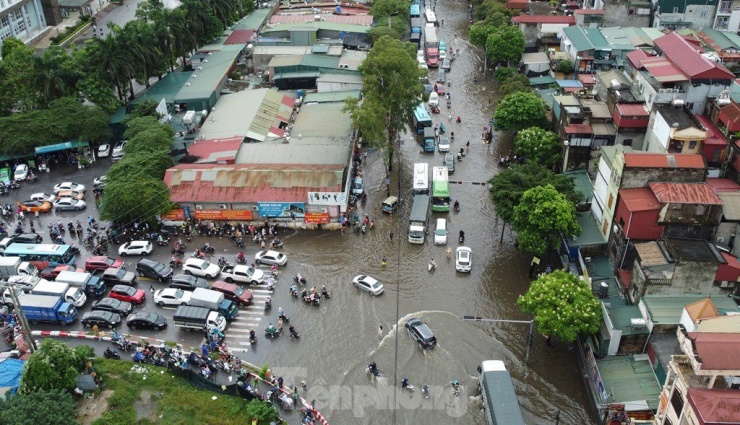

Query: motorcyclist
[289,325,298,337]
[454,200,460,210]
[368,361,378,374]
[105,347,114,357]
[290,284,298,296]
[401,377,409,389]
[422,383,430,397]
[237,251,245,262]
[459,230,465,240]
[451,379,461,395]
[265,296,272,307]
[249,329,256,341]
[321,285,329,297]
[429,259,437,270]
[158,234,165,244]
[267,324,276,335]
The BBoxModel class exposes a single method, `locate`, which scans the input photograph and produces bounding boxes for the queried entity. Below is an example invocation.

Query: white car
[29,192,55,203]
[118,241,153,257]
[53,182,85,193]
[14,164,28,181]
[352,275,384,296]
[433,218,447,245]
[97,144,111,158]
[439,50,447,61]
[153,288,192,307]
[53,197,86,211]
[417,50,424,62]
[438,136,450,152]
[455,247,472,273]
[428,92,439,107]
[183,258,221,279]
[94,175,107,187]
[254,250,287,266]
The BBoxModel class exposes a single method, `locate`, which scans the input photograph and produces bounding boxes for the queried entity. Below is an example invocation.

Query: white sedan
[118,241,153,256]
[29,192,55,203]
[53,197,86,211]
[53,182,85,193]
[14,164,28,181]
[455,247,472,273]
[183,258,220,279]
[97,144,111,158]
[254,250,287,266]
[153,288,192,307]
[352,275,384,296]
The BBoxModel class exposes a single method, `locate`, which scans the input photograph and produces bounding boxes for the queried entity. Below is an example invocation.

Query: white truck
[0,257,39,279]
[31,280,87,307]
[408,194,430,244]
[189,287,239,321]
[220,264,265,285]
[0,287,24,306]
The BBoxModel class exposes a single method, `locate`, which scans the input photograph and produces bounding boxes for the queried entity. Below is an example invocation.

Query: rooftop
[260,22,372,35]
[623,153,705,169]
[656,104,698,131]
[642,295,739,325]
[635,241,669,266]
[697,314,740,333]
[224,29,255,45]
[269,13,373,26]
[616,103,650,117]
[648,182,723,205]
[521,52,550,64]
[688,389,740,423]
[654,32,734,80]
[574,8,604,14]
[572,212,607,246]
[232,8,271,31]
[626,49,651,69]
[606,304,646,336]
[640,58,687,83]
[686,332,740,370]
[173,46,242,103]
[563,25,594,51]
[664,238,726,263]
[129,72,192,108]
[717,192,740,220]
[718,101,740,128]
[693,114,728,147]
[595,355,661,410]
[564,169,592,202]
[186,137,243,163]
[684,298,720,323]
[619,188,662,212]
[512,15,576,24]
[304,90,361,103]
[580,99,611,119]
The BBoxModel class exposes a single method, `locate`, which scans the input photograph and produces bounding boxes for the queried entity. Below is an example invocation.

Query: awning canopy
[34,141,89,155]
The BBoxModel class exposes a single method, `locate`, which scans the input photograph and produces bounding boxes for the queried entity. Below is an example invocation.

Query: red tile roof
[705,178,740,192]
[574,8,604,14]
[718,101,740,132]
[686,332,740,370]
[688,389,740,424]
[224,30,255,45]
[564,123,592,134]
[627,49,651,69]
[616,103,650,117]
[648,182,723,205]
[187,137,243,163]
[505,0,529,9]
[654,32,734,80]
[641,57,688,82]
[511,15,576,24]
[694,114,729,147]
[716,252,740,282]
[577,74,596,85]
[623,153,706,169]
[619,188,662,212]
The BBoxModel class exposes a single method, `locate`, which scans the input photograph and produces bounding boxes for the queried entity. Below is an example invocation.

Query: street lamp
[562,139,570,173]
[463,316,535,364]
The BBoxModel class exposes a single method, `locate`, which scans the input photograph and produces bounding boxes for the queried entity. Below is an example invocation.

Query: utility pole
[8,287,37,353]
[463,316,535,364]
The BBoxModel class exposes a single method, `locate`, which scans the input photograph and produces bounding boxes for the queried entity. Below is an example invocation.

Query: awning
[718,192,740,220]
[34,141,89,155]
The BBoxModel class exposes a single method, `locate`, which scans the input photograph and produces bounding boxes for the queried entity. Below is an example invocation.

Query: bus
[413,103,432,134]
[413,163,429,194]
[425,9,437,25]
[478,360,525,425]
[410,4,420,17]
[3,243,76,266]
[431,166,450,212]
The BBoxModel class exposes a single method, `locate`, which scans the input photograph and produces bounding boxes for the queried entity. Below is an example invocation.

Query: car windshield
[173,289,183,298]
[123,287,135,295]
[435,229,445,235]
[101,311,112,320]
[148,313,159,322]
[372,282,382,289]
[106,258,114,265]
[201,261,210,269]
[233,286,244,296]
[154,263,165,272]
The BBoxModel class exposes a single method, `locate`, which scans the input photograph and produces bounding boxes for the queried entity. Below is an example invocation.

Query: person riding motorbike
[368,361,378,375]
[429,259,437,270]
[321,285,330,298]
[105,347,116,357]
[454,200,460,211]
[451,379,461,396]
[265,296,272,308]
[422,383,430,397]
[267,324,276,335]
[249,329,256,341]
[288,325,298,338]
[278,307,284,318]
[402,377,410,389]
[237,251,245,262]
[290,284,298,296]
[158,234,165,244]
[459,230,465,240]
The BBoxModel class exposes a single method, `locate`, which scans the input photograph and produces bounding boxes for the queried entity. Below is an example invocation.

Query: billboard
[305,212,330,223]
[194,210,253,220]
[257,202,305,218]
[161,209,186,220]
[308,191,347,206]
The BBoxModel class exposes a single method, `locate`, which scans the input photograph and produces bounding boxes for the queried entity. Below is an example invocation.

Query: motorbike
[402,382,415,393]
[422,384,430,399]
[104,348,121,360]
[303,294,320,307]
[171,247,185,256]
[270,239,283,249]
[289,286,299,298]
[454,202,460,212]
[294,275,307,285]
[266,278,276,290]
[236,255,247,264]
[170,258,183,268]
[321,288,331,299]
[202,244,215,254]
[289,328,300,339]
[218,257,231,267]
[264,297,272,310]
[9,181,19,190]
[459,232,465,243]
[367,365,380,377]
[249,334,257,344]
[25,174,38,183]
[278,311,289,322]
[192,251,206,259]
[156,238,169,247]
[264,328,281,339]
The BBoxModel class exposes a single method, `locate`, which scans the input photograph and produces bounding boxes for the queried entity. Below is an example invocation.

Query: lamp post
[463,316,535,364]
[562,139,570,172]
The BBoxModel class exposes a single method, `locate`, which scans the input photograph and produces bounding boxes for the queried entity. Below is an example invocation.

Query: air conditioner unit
[218,204,227,209]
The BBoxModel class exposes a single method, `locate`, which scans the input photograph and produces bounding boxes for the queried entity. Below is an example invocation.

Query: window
[670,388,684,415]
[608,193,614,209]
[623,138,633,146]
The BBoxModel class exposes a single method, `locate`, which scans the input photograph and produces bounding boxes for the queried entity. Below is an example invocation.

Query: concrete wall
[519,23,539,49]
[684,82,731,115]
[671,261,721,293]
[621,168,707,189]
[603,2,652,27]
[616,130,646,150]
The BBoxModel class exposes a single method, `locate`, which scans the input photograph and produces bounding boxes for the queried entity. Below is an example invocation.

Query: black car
[81,310,121,329]
[100,267,137,286]
[443,153,455,174]
[12,233,43,244]
[405,318,437,349]
[136,259,173,282]
[126,312,167,330]
[169,274,209,291]
[92,297,133,316]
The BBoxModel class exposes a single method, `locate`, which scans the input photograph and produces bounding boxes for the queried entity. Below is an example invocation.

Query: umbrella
[76,374,97,392]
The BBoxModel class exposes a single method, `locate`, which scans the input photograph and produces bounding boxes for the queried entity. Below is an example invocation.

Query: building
[593,0,652,28]
[695,27,740,64]
[561,26,611,73]
[0,0,48,49]
[521,52,550,77]
[613,103,651,148]
[714,0,740,31]
[511,15,575,50]
[574,9,604,28]
[644,104,708,155]
[654,0,718,30]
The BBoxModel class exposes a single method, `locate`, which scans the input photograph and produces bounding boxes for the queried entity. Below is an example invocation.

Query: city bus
[425,9,437,25]
[3,243,76,266]
[479,360,525,425]
[431,166,450,212]
[413,103,432,134]
[410,4,420,17]
[413,163,429,194]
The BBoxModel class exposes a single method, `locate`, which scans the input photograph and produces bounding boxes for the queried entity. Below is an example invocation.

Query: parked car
[97,144,111,158]
[126,311,167,330]
[352,275,384,296]
[81,310,121,329]
[19,200,51,213]
[211,281,253,306]
[438,136,450,153]
[136,259,173,282]
[14,164,29,181]
[455,247,472,272]
[443,153,455,174]
[53,198,86,211]
[169,274,209,291]
[351,176,364,196]
[183,258,220,279]
[109,284,145,304]
[29,193,55,203]
[12,233,43,244]
[153,288,192,307]
[92,297,133,316]
[100,268,137,286]
[254,250,287,266]
[85,256,124,273]
[406,318,437,349]
[56,190,84,200]
[111,141,127,162]
[118,240,153,256]
[53,182,85,193]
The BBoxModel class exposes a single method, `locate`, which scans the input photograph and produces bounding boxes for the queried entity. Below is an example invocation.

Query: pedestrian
[278,376,284,389]
[34,211,39,220]
[382,257,387,267]
[201,343,208,357]
[92,324,99,337]
[448,113,452,121]
[389,232,394,241]
[278,317,284,331]
[311,399,316,410]
[379,325,383,338]
[446,247,452,259]
[150,285,154,294]
[301,380,307,392]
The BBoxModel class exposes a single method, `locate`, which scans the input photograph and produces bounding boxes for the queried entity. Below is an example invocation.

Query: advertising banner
[304,212,330,223]
[194,209,253,220]
[258,202,305,218]
[307,191,347,206]
[161,209,186,220]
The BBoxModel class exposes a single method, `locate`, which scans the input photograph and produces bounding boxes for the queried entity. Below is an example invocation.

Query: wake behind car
[254,250,287,266]
[126,311,167,330]
[183,258,220,279]
[405,318,437,349]
[53,182,85,193]
[100,267,137,286]
[169,274,209,291]
[455,247,472,273]
[53,197,86,211]
[81,310,121,329]
[118,240,153,256]
[92,297,133,316]
[136,258,173,282]
[109,284,145,304]
[352,275,384,296]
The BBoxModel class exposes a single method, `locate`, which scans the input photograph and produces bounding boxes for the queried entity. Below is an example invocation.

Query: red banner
[304,212,330,224]
[161,209,185,220]
[194,209,253,220]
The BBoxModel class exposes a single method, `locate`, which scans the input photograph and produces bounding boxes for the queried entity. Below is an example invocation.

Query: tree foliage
[499,76,531,96]
[494,66,517,84]
[493,91,549,132]
[518,270,603,343]
[0,388,77,425]
[245,399,278,424]
[556,59,574,75]
[485,26,525,66]
[469,21,498,47]
[474,0,515,22]
[489,163,582,224]
[514,127,561,168]
[369,0,409,41]
[512,185,581,254]
[19,339,93,394]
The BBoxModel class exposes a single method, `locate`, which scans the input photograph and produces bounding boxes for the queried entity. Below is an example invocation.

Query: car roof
[457,246,471,253]
[185,258,205,265]
[159,288,178,295]
[112,285,134,292]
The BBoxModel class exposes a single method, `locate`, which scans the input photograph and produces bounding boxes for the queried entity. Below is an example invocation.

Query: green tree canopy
[494,66,517,84]
[514,127,562,168]
[485,26,525,66]
[517,270,603,343]
[469,21,498,47]
[0,388,77,425]
[556,59,574,75]
[489,163,582,224]
[245,399,278,424]
[499,75,531,97]
[474,0,514,21]
[512,184,581,254]
[493,91,549,132]
[100,175,172,224]
[19,340,93,394]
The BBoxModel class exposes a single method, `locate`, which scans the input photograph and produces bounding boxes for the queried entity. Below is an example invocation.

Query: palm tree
[89,35,134,101]
[33,47,81,107]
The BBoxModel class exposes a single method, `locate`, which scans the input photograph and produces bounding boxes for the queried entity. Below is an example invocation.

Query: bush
[0,389,77,425]
[494,66,517,84]
[50,18,91,45]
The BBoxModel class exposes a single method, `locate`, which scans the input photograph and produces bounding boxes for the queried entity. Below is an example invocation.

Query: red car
[109,285,145,305]
[39,264,84,280]
[434,83,446,96]
[85,256,125,272]
[211,281,253,306]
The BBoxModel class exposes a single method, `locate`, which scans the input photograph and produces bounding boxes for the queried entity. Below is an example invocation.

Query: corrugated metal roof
[586,28,610,50]
[316,74,362,84]
[247,89,296,142]
[700,27,738,50]
[512,15,575,24]
[648,182,723,205]
[564,123,592,134]
[268,55,304,67]
[620,188,662,212]
[261,22,372,35]
[187,137,243,163]
[643,295,739,325]
[705,178,740,192]
[130,72,193,107]
[574,8,603,14]
[718,101,740,129]
[686,332,740,370]
[174,47,242,103]
[232,8,271,30]
[300,54,340,69]
[616,103,649,117]
[634,241,668,266]
[304,90,360,103]
[641,57,688,82]
[591,122,616,136]
[697,314,740,332]
[626,49,651,68]
[688,388,740,422]
[270,13,373,26]
[685,298,719,322]
[563,26,593,51]
[694,113,728,147]
[717,192,740,220]
[623,153,706,169]
[716,251,740,281]
[654,32,734,80]
[224,30,255,45]
[521,52,549,64]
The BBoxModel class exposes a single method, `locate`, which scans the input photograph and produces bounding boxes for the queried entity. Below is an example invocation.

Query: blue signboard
[258,202,305,218]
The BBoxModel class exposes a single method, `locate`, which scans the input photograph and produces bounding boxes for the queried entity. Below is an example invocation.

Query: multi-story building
[0,0,48,49]
[654,0,718,30]
[713,0,740,31]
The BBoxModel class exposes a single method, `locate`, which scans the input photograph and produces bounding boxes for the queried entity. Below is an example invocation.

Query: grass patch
[91,359,258,425]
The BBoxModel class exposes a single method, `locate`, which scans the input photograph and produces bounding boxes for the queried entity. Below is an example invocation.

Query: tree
[245,399,278,424]
[468,21,497,47]
[100,175,172,224]
[0,389,77,425]
[485,26,525,66]
[489,163,582,224]
[514,127,561,168]
[493,91,549,132]
[499,76,531,96]
[493,66,517,84]
[512,184,581,254]
[556,59,574,75]
[517,270,603,343]
[19,339,93,394]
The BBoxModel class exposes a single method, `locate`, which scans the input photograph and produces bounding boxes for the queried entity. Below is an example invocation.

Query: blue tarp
[34,141,89,155]
[0,358,25,396]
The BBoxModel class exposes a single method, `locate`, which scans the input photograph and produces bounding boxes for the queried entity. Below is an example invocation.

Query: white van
[434,218,447,245]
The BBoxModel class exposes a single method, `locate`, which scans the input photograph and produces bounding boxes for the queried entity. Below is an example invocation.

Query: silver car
[53,197,87,211]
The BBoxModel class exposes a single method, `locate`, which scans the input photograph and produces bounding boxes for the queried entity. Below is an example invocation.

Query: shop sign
[193,209,253,220]
[257,202,305,218]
